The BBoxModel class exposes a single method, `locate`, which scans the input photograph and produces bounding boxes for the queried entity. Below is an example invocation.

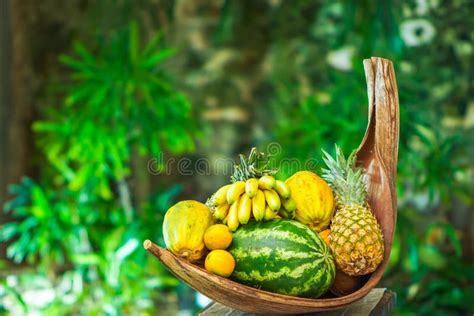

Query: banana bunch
[208,175,297,232]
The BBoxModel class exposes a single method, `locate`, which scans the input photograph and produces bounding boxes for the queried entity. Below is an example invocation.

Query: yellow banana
[212,184,231,205]
[245,178,259,198]
[252,190,266,221]
[226,181,246,204]
[214,204,230,220]
[264,189,281,211]
[258,175,276,190]
[238,194,252,224]
[282,197,297,212]
[227,199,240,232]
[274,180,291,199]
[264,205,277,221]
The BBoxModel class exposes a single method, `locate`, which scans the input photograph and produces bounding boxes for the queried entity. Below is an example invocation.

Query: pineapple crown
[230,147,277,182]
[321,145,368,206]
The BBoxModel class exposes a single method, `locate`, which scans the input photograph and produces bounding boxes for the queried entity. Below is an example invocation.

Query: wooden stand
[199,288,396,316]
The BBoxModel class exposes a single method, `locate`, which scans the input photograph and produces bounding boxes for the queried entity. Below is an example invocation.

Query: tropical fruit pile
[162,146,385,298]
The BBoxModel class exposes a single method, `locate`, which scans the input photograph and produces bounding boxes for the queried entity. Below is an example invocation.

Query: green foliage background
[1,0,473,315]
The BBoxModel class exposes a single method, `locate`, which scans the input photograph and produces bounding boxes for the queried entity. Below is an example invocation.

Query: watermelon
[228,219,335,297]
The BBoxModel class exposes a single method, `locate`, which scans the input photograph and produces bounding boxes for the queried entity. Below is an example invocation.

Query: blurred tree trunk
[7,0,36,189]
[0,0,38,262]
[1,0,82,261]
[0,0,13,260]
[1,0,40,262]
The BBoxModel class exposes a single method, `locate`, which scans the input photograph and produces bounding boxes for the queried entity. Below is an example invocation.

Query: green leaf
[30,186,51,219]
[2,281,27,311]
[68,166,90,191]
[115,238,139,261]
[72,41,96,64]
[419,245,446,269]
[146,276,179,289]
[7,240,26,263]
[405,233,419,272]
[19,217,38,232]
[70,253,101,265]
[142,31,164,56]
[0,223,19,241]
[103,227,126,253]
[90,85,109,106]
[441,223,463,257]
[387,228,401,272]
[59,54,87,70]
[129,21,139,65]
[32,120,60,133]
[65,84,95,106]
[141,48,176,68]
[98,177,113,200]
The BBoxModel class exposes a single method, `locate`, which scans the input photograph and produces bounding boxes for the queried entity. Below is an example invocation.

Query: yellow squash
[163,200,214,262]
[285,171,335,232]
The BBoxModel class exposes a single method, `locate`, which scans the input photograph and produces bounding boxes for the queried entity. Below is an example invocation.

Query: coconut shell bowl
[143,57,399,314]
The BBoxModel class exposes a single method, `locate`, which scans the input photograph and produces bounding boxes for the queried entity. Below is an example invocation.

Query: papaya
[286,171,335,232]
[163,200,214,262]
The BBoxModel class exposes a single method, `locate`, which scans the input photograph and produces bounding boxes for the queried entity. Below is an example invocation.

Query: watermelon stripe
[233,256,328,284]
[232,245,318,276]
[234,260,322,281]
[233,261,325,297]
[231,246,315,261]
[235,229,318,252]
[233,235,319,255]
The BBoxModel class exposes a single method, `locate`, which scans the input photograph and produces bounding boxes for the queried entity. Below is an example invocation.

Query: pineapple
[322,146,384,276]
[230,147,277,182]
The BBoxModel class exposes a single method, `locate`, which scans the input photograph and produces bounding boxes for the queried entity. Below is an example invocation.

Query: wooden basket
[144,57,399,314]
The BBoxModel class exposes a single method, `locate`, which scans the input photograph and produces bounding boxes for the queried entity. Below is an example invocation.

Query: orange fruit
[204,224,233,250]
[319,229,331,246]
[204,250,235,277]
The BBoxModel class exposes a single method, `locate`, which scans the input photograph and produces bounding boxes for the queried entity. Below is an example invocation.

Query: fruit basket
[144,57,399,314]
